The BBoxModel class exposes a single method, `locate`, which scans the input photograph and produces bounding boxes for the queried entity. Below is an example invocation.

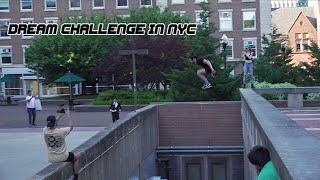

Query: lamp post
[118,49,148,110]
[281,42,286,53]
[221,34,228,69]
[32,62,40,99]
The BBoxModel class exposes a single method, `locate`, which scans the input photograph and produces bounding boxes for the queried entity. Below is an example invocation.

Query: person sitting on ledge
[43,109,79,180]
[247,145,279,180]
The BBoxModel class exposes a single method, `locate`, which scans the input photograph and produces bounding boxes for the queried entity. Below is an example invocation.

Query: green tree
[166,2,241,101]
[92,7,191,90]
[254,27,300,84]
[301,41,320,85]
[25,15,123,94]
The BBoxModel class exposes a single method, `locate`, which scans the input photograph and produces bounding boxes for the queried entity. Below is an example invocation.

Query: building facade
[272,6,317,65]
[288,11,317,64]
[0,0,270,97]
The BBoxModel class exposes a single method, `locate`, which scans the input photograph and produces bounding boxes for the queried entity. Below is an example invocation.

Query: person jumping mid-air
[189,54,217,89]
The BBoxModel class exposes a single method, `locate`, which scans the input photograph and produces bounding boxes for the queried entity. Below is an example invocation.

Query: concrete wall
[28,105,159,180]
[241,89,320,180]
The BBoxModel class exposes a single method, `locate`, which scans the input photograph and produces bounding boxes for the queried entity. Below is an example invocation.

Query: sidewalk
[0,104,131,180]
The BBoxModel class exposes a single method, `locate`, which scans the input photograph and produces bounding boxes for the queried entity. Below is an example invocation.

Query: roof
[271,7,316,35]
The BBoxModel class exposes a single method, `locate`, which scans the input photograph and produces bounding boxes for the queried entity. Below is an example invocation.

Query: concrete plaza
[0,104,130,180]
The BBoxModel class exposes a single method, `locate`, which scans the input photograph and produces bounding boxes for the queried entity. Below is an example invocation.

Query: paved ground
[0,104,131,180]
[281,108,320,138]
[0,104,130,128]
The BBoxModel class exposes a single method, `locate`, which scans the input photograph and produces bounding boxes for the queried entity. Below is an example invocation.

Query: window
[296,40,301,52]
[303,39,309,52]
[0,46,12,64]
[22,45,29,64]
[195,0,208,3]
[195,11,209,27]
[295,33,302,39]
[45,17,58,24]
[242,10,256,30]
[218,0,231,3]
[93,0,104,9]
[21,0,32,11]
[219,10,233,31]
[187,164,201,180]
[212,163,226,180]
[173,11,186,16]
[172,0,185,4]
[0,19,10,39]
[220,38,234,59]
[141,0,152,7]
[117,0,128,8]
[0,0,9,11]
[21,18,34,39]
[45,0,57,11]
[70,0,81,10]
[303,33,309,39]
[243,38,257,57]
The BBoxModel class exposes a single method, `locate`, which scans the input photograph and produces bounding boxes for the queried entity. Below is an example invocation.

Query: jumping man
[189,54,216,89]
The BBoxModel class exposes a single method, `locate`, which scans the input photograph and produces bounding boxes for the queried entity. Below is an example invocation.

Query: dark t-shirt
[196,57,208,68]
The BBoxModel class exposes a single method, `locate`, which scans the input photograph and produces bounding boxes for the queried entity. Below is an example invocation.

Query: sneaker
[202,83,212,89]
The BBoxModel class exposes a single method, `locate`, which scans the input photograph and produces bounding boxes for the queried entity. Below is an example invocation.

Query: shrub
[306,93,320,100]
[92,90,171,105]
[253,81,296,100]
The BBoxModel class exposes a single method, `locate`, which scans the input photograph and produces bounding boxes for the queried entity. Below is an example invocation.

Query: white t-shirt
[43,127,71,163]
[26,95,35,108]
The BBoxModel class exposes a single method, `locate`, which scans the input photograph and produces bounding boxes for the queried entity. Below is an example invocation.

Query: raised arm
[65,109,74,131]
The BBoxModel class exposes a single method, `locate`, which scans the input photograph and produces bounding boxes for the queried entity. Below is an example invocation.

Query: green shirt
[257,161,279,180]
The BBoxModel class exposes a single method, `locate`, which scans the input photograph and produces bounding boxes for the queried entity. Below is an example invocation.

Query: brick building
[0,0,271,97]
[272,6,317,65]
[288,11,317,64]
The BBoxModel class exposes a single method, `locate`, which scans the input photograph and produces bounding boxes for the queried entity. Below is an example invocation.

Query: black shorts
[64,152,75,162]
[205,67,212,74]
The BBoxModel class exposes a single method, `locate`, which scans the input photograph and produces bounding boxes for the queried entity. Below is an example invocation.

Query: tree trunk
[156,81,160,91]
[81,82,86,95]
[91,82,97,94]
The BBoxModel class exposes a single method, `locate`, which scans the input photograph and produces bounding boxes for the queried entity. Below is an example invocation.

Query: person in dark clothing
[190,54,216,89]
[110,96,121,122]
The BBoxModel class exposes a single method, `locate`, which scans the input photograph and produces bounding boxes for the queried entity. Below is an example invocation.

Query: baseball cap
[245,45,250,49]
[47,115,56,128]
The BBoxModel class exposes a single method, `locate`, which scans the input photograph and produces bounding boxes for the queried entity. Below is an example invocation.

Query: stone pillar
[1,82,5,96]
[288,94,303,108]
[203,156,209,180]
[22,80,27,96]
[259,0,272,52]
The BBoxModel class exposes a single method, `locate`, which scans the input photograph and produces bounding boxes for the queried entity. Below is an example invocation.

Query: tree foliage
[301,41,320,85]
[165,2,241,101]
[25,15,123,93]
[254,27,301,84]
[91,7,190,90]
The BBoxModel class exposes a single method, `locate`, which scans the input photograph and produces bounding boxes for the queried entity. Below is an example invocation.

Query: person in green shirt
[247,145,280,180]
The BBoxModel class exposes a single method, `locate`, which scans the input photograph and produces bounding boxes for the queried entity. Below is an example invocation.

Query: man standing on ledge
[43,109,79,180]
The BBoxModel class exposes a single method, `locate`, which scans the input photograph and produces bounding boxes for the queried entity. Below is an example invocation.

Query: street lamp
[221,34,228,69]
[32,62,41,99]
[118,49,148,110]
[281,42,286,53]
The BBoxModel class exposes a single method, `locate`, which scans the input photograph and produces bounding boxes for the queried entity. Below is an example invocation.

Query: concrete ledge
[74,105,146,112]
[241,89,320,180]
[253,87,320,94]
[28,105,159,180]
